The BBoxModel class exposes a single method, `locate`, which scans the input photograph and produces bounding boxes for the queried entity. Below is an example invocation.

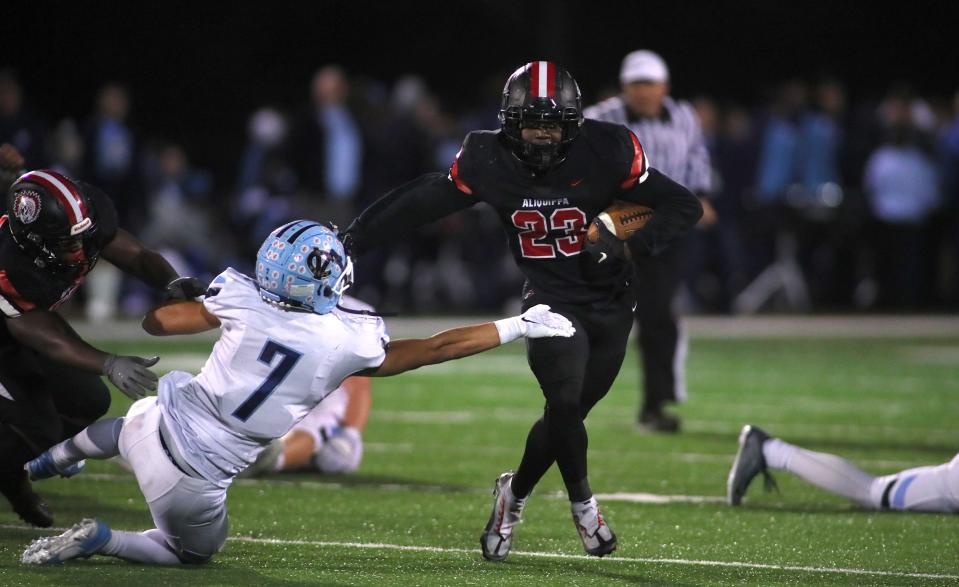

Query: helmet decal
[13,190,41,225]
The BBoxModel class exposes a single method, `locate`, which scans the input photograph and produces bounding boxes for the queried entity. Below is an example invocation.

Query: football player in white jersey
[728,425,959,512]
[20,220,575,566]
[246,295,375,477]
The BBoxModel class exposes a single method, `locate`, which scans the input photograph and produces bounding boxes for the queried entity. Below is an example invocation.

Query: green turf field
[1,332,957,585]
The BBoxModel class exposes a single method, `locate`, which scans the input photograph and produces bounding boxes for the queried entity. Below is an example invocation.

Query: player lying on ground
[20,220,575,565]
[728,425,959,512]
[242,375,371,476]
[240,294,374,477]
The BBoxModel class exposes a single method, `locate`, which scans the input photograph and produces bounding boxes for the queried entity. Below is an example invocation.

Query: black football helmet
[6,170,101,274]
[499,61,584,171]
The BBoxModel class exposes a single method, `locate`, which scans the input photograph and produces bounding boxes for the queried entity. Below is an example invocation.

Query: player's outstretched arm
[4,310,158,399]
[346,172,474,256]
[101,229,206,300]
[142,300,221,336]
[365,305,574,377]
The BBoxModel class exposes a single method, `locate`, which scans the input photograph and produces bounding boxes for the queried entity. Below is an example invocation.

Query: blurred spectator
[755,80,807,203]
[82,83,142,229]
[50,118,85,177]
[863,92,941,308]
[138,144,215,289]
[799,78,845,191]
[683,97,749,310]
[289,66,363,227]
[0,69,47,176]
[233,107,297,267]
[80,84,143,321]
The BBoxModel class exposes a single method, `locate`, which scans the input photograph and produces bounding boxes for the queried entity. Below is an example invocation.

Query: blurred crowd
[1,66,957,317]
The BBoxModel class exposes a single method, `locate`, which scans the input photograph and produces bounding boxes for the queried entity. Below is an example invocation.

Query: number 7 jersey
[158,268,388,485]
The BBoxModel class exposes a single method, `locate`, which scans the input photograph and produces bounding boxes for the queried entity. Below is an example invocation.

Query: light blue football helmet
[255,220,353,314]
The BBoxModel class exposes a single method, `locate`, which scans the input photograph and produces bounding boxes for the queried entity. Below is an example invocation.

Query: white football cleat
[22,518,112,565]
[571,497,617,557]
[480,472,526,562]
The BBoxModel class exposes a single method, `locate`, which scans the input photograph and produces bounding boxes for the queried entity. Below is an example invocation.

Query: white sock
[274,453,286,472]
[763,438,877,507]
[100,528,182,565]
[50,417,124,469]
[570,495,597,515]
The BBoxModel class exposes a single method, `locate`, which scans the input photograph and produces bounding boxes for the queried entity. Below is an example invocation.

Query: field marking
[2,523,955,580]
[61,473,727,505]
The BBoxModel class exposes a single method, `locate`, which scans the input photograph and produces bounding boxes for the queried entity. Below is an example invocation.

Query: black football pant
[0,343,111,481]
[633,243,685,413]
[510,286,633,502]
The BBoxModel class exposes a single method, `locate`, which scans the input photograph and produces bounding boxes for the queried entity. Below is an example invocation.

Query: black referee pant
[0,343,111,482]
[510,284,633,502]
[632,242,686,414]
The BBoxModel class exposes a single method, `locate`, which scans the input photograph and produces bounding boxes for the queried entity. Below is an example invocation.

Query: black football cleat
[0,469,54,527]
[636,408,681,433]
[727,424,778,506]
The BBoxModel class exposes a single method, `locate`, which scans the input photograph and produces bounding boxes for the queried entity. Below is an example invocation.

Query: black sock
[567,478,592,503]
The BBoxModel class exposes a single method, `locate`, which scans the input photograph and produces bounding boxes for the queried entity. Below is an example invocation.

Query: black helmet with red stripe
[499,61,584,171]
[6,170,101,274]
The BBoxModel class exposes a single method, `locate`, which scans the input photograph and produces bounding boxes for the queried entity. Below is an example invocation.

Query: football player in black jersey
[0,150,205,527]
[347,62,702,560]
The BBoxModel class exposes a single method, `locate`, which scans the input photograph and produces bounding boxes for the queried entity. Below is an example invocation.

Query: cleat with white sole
[480,472,526,562]
[22,518,111,565]
[727,424,778,506]
[571,497,617,557]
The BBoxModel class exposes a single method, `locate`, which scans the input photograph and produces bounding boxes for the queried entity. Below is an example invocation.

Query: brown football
[586,201,654,243]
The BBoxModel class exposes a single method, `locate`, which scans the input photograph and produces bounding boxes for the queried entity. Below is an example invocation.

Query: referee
[584,50,715,432]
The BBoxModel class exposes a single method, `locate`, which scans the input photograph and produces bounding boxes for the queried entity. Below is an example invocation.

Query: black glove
[584,221,629,265]
[103,355,160,400]
[165,277,206,300]
[339,230,357,263]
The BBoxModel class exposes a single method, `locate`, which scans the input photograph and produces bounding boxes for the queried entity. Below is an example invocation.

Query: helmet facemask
[499,62,584,172]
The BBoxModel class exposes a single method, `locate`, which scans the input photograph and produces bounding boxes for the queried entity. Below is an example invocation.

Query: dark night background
[4,1,956,182]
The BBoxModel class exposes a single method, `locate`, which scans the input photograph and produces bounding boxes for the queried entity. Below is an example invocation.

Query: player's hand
[103,355,160,400]
[165,276,206,300]
[0,143,25,171]
[315,426,363,474]
[339,230,356,263]
[519,304,576,339]
[584,221,628,264]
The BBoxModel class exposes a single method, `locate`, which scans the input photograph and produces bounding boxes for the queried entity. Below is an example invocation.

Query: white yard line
[2,523,955,580]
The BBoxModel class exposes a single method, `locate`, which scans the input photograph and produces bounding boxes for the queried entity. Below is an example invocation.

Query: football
[586,201,654,243]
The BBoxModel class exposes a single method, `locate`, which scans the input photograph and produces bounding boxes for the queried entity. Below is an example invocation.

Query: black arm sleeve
[619,168,703,257]
[346,172,476,255]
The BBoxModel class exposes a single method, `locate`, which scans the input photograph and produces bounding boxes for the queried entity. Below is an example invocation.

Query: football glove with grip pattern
[103,355,159,400]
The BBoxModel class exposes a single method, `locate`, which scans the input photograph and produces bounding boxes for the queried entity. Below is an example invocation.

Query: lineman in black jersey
[0,151,205,527]
[347,62,702,559]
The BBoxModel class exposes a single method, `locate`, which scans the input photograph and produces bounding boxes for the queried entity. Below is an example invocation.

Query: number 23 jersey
[450,119,649,303]
[159,268,388,485]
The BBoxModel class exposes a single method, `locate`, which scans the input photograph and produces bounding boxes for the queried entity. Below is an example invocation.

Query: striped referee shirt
[584,95,713,195]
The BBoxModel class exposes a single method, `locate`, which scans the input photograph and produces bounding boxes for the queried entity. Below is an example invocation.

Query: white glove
[314,426,363,474]
[494,304,576,344]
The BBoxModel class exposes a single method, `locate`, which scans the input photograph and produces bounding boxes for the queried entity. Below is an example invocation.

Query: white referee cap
[620,50,669,84]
